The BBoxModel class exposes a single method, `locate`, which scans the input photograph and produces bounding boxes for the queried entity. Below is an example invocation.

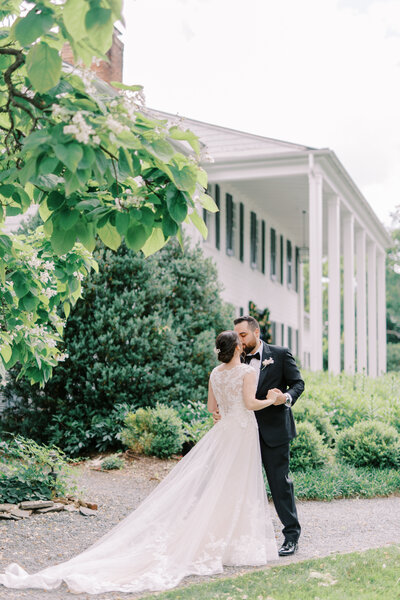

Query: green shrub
[336,420,400,469]
[289,422,331,471]
[101,454,125,471]
[387,343,400,372]
[2,237,233,456]
[120,404,185,459]
[0,435,76,504]
[292,397,336,446]
[183,416,213,445]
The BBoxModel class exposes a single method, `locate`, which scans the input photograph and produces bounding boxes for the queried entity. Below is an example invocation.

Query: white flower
[92,135,101,145]
[43,261,55,271]
[39,271,50,284]
[64,112,95,144]
[262,357,274,369]
[28,255,42,269]
[44,288,57,298]
[73,271,84,281]
[56,352,68,362]
[106,114,129,135]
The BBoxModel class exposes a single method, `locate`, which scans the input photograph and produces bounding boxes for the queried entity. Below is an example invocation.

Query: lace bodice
[210,364,257,429]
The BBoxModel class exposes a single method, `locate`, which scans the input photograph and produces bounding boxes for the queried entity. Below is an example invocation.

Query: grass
[288,463,400,501]
[141,545,400,600]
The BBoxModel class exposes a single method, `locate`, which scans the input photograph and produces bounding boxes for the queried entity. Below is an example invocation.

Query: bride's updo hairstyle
[215,330,240,363]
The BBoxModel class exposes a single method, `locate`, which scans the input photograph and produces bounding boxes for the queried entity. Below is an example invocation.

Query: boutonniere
[262,357,274,370]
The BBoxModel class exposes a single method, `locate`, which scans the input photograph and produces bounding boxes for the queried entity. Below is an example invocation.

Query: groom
[215,315,304,556]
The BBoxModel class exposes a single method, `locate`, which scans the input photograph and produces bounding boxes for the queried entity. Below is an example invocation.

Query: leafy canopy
[0,0,218,385]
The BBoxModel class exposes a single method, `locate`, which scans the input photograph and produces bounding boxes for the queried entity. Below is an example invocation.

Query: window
[280,235,284,284]
[239,306,244,316]
[295,246,300,292]
[226,193,235,256]
[281,323,285,346]
[239,202,244,262]
[271,321,276,344]
[270,228,276,279]
[215,184,220,250]
[288,326,293,352]
[287,240,292,288]
[250,211,258,268]
[261,220,266,274]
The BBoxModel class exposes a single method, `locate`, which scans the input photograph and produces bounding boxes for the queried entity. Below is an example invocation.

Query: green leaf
[38,156,59,175]
[98,223,121,251]
[199,192,218,213]
[0,261,5,285]
[170,165,197,193]
[63,0,89,41]
[11,273,29,298]
[78,146,96,169]
[54,143,83,173]
[149,139,175,161]
[162,214,179,237]
[125,222,148,252]
[20,292,40,312]
[64,171,81,196]
[63,301,70,318]
[0,344,12,363]
[84,7,113,54]
[59,208,79,230]
[141,228,167,257]
[14,7,53,46]
[110,82,143,92]
[39,199,51,222]
[26,42,62,93]
[47,191,65,211]
[23,130,52,151]
[168,126,201,155]
[115,212,130,235]
[165,185,188,223]
[51,227,76,256]
[75,221,96,253]
[189,210,208,240]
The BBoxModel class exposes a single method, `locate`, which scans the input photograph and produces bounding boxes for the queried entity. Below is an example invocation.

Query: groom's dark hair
[234,315,260,331]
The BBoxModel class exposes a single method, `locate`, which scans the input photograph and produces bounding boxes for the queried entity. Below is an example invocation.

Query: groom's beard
[243,339,257,354]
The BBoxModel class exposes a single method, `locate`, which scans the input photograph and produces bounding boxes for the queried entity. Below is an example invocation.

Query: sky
[122,0,400,228]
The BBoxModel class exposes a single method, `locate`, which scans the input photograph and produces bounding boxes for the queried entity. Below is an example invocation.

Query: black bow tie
[244,352,260,364]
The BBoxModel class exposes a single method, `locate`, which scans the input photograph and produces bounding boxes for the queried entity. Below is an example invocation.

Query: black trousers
[259,437,301,542]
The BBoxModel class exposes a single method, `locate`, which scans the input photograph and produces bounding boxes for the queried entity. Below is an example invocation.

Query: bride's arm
[243,371,277,411]
[207,378,218,413]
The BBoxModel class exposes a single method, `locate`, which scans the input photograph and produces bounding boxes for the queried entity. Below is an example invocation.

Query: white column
[308,170,323,371]
[298,261,304,366]
[327,197,341,374]
[377,250,387,374]
[356,229,367,373]
[367,241,377,377]
[343,213,355,373]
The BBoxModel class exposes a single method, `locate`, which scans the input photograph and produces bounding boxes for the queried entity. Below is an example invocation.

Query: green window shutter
[280,234,284,283]
[261,219,266,274]
[250,211,257,267]
[270,228,276,277]
[239,202,244,262]
[226,193,233,255]
[215,184,220,250]
[287,239,292,287]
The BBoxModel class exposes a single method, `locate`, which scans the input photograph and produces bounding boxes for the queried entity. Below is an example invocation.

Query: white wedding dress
[0,364,277,595]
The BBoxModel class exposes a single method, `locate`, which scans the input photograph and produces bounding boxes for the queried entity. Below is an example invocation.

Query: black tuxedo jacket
[253,341,304,447]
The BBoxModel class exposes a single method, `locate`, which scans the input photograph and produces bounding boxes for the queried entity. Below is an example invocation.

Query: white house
[154,110,391,377]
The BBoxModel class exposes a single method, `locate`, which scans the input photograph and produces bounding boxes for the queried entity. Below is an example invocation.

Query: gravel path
[0,457,399,600]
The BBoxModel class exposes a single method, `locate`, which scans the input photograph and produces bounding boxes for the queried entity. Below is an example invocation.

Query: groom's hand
[269,388,286,405]
[212,408,221,424]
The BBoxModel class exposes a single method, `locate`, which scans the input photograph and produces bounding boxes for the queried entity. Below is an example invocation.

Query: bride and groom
[0,315,304,595]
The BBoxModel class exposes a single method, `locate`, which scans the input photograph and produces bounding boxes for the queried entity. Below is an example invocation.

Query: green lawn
[141,545,400,600]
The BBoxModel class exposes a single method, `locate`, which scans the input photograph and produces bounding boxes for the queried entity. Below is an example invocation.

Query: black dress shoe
[278,540,298,556]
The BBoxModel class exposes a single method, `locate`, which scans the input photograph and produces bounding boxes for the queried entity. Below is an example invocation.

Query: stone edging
[0,497,98,520]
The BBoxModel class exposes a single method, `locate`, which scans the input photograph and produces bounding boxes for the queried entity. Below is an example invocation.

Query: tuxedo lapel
[256,341,273,393]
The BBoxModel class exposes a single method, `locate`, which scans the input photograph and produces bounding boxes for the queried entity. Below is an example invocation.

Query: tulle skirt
[0,416,277,594]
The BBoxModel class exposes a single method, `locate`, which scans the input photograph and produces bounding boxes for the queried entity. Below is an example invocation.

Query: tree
[386,207,400,371]
[1,237,234,455]
[0,0,217,386]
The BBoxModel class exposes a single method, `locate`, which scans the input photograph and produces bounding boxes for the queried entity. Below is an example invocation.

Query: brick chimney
[61,28,124,86]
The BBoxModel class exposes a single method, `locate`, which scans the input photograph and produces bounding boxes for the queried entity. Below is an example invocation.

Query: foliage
[142,546,400,600]
[336,420,400,469]
[120,404,185,459]
[387,342,400,372]
[248,300,271,343]
[183,416,213,445]
[100,453,125,471]
[292,396,336,446]
[289,462,400,501]
[1,237,232,456]
[300,370,400,434]
[386,208,400,345]
[0,0,217,386]
[0,434,76,503]
[289,421,331,471]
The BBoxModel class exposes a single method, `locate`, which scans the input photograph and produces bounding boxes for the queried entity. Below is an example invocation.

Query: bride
[0,330,278,595]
